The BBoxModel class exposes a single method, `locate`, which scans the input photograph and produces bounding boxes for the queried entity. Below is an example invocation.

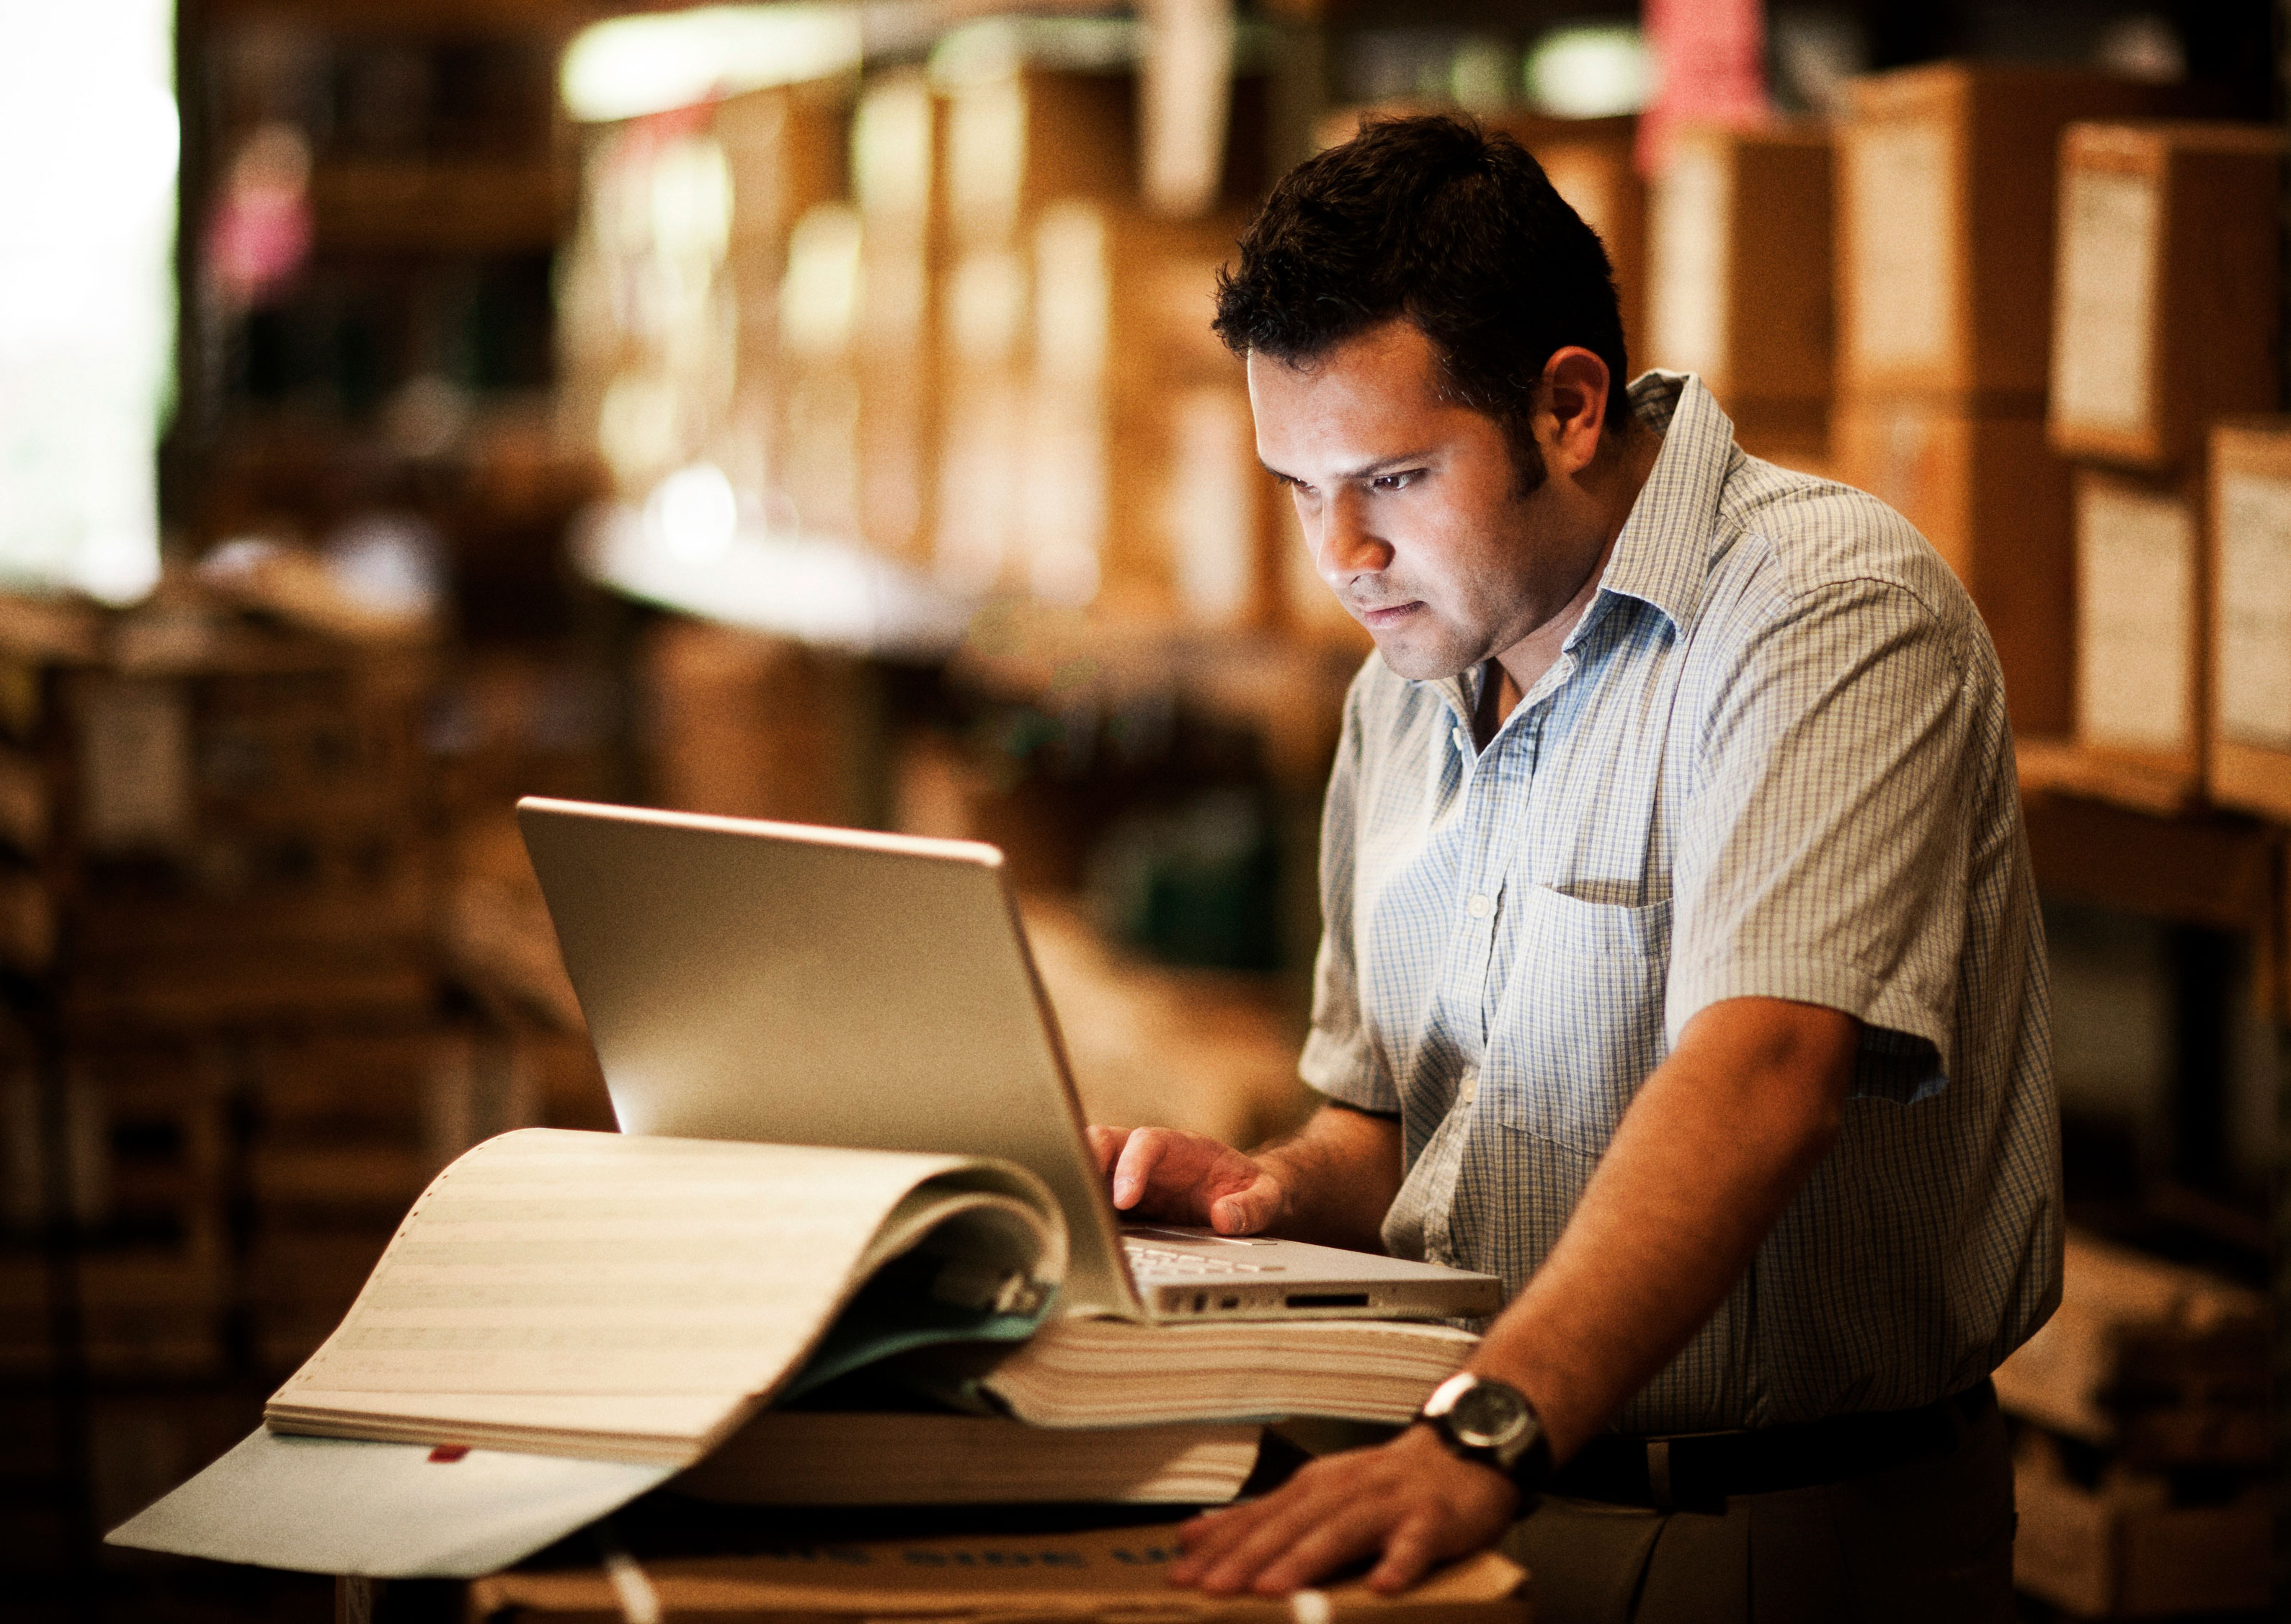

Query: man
[1088,116,2058,1620]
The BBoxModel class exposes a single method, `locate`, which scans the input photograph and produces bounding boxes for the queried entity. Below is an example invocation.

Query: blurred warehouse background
[1,0,2287,1618]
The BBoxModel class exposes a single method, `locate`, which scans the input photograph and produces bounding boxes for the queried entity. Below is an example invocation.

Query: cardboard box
[1646,122,1833,434]
[2073,466,2209,796]
[468,1523,1530,1624]
[2050,121,2281,473]
[934,48,1139,249]
[1837,63,2171,404]
[1993,1230,2267,1470]
[2207,417,2291,820]
[1830,401,2073,734]
[2013,1432,2271,1617]
[936,203,1271,626]
[853,70,943,564]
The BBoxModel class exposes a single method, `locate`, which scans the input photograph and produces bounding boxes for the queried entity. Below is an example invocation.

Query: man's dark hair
[1213,115,1628,485]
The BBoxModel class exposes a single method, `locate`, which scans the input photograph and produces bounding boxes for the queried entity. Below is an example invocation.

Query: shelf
[311,160,575,255]
[2016,736,2204,819]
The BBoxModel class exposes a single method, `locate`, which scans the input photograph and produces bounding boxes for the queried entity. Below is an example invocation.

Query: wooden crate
[2071,466,2210,803]
[244,1026,504,1228]
[1837,63,2171,404]
[2049,122,2281,473]
[2207,417,2291,820]
[934,52,1139,251]
[1645,122,1832,461]
[244,1228,392,1375]
[1026,203,1270,628]
[2013,1432,2271,1617]
[1994,1231,2267,1471]
[0,1035,229,1380]
[0,1245,228,1380]
[1830,401,2073,736]
[640,619,878,829]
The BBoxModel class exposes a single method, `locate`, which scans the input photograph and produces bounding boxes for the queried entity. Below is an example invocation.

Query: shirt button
[1451,726,1468,752]
[1466,893,1491,918]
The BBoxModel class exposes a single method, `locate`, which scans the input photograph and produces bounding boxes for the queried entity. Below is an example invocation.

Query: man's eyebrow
[1258,451,1436,483]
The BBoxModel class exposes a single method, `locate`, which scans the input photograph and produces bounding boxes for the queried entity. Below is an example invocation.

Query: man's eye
[1371,471,1420,491]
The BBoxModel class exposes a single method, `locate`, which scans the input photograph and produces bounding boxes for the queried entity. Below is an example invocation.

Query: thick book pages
[265,1128,1066,1467]
[675,1411,1263,1504]
[974,1316,1479,1427]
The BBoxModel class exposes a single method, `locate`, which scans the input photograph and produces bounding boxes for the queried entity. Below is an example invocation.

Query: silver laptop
[516,796,1502,1323]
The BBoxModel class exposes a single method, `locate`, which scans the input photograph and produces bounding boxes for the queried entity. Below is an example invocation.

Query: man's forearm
[1468,998,1856,1459]
[1258,1105,1404,1252]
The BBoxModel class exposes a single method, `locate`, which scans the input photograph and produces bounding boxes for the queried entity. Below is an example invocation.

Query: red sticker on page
[428,1445,470,1463]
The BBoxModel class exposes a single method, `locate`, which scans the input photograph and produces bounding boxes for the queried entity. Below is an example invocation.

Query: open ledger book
[263,1128,1480,1471]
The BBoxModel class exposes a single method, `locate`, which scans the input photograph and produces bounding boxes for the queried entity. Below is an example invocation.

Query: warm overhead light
[561,4,864,124]
[1523,26,1652,119]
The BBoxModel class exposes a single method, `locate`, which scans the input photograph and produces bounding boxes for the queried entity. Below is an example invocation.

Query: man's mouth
[1356,601,1420,628]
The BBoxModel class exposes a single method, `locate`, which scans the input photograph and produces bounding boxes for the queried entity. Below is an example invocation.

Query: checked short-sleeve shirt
[1302,372,2060,1435]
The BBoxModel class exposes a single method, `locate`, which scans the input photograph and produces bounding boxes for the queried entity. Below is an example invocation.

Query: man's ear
[1537,347,1612,478]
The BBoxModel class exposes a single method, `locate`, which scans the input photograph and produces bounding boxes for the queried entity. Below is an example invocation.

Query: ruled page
[270,1130,1010,1407]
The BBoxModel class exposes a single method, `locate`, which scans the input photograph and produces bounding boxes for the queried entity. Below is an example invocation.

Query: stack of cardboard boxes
[2039,121,2281,813]
[1829,64,2170,740]
[1642,120,1833,471]
[0,580,609,1545]
[1996,1232,2272,1617]
[2205,419,2291,836]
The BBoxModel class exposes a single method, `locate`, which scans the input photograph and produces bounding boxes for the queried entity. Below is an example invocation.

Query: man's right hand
[1086,1125,1291,1234]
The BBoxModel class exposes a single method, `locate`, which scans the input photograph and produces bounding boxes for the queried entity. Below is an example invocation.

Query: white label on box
[2216,471,2291,750]
[1846,120,1952,371]
[2051,169,2158,438]
[947,76,1026,241]
[1169,386,1255,625]
[1649,141,1730,380]
[2077,483,2194,753]
[1033,202,1110,385]
[854,75,933,226]
[76,674,192,852]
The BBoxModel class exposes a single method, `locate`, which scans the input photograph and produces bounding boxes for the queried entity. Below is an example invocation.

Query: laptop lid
[515,796,1147,1321]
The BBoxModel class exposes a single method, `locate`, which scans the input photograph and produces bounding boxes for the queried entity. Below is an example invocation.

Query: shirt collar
[1575,370,1733,642]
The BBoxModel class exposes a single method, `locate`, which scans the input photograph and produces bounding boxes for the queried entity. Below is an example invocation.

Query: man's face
[1248,319,1605,682]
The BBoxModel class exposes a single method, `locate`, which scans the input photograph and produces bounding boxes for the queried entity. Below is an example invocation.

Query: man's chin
[1367,631,1474,684]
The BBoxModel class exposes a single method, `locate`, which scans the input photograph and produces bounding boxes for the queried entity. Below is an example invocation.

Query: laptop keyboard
[1124,1242,1273,1276]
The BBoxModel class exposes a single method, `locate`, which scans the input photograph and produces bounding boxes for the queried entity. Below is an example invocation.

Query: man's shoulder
[1704,452,1981,648]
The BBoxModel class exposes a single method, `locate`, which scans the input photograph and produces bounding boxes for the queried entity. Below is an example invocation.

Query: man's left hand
[1170,1424,1521,1595]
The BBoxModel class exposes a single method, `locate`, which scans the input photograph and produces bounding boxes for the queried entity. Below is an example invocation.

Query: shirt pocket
[1478,883,1673,1155]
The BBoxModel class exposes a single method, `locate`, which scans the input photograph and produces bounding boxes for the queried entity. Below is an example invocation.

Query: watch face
[1448,1380,1533,1449]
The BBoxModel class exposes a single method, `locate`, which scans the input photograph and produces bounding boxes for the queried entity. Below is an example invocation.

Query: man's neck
[1475,417,1663,746]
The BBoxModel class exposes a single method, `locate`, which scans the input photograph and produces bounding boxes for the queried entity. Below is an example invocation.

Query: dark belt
[1549,1380,1996,1513]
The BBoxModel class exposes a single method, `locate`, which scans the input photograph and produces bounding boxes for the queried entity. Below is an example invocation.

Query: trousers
[1500,1394,2016,1623]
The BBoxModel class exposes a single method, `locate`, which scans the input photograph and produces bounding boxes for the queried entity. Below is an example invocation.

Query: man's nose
[1314,490,1391,589]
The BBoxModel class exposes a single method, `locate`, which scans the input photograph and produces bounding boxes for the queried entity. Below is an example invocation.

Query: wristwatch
[1418,1373,1552,1495]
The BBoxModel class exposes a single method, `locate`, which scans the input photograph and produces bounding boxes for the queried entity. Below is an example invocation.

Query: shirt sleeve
[1298,674,1402,1114]
[1667,574,1980,1098]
